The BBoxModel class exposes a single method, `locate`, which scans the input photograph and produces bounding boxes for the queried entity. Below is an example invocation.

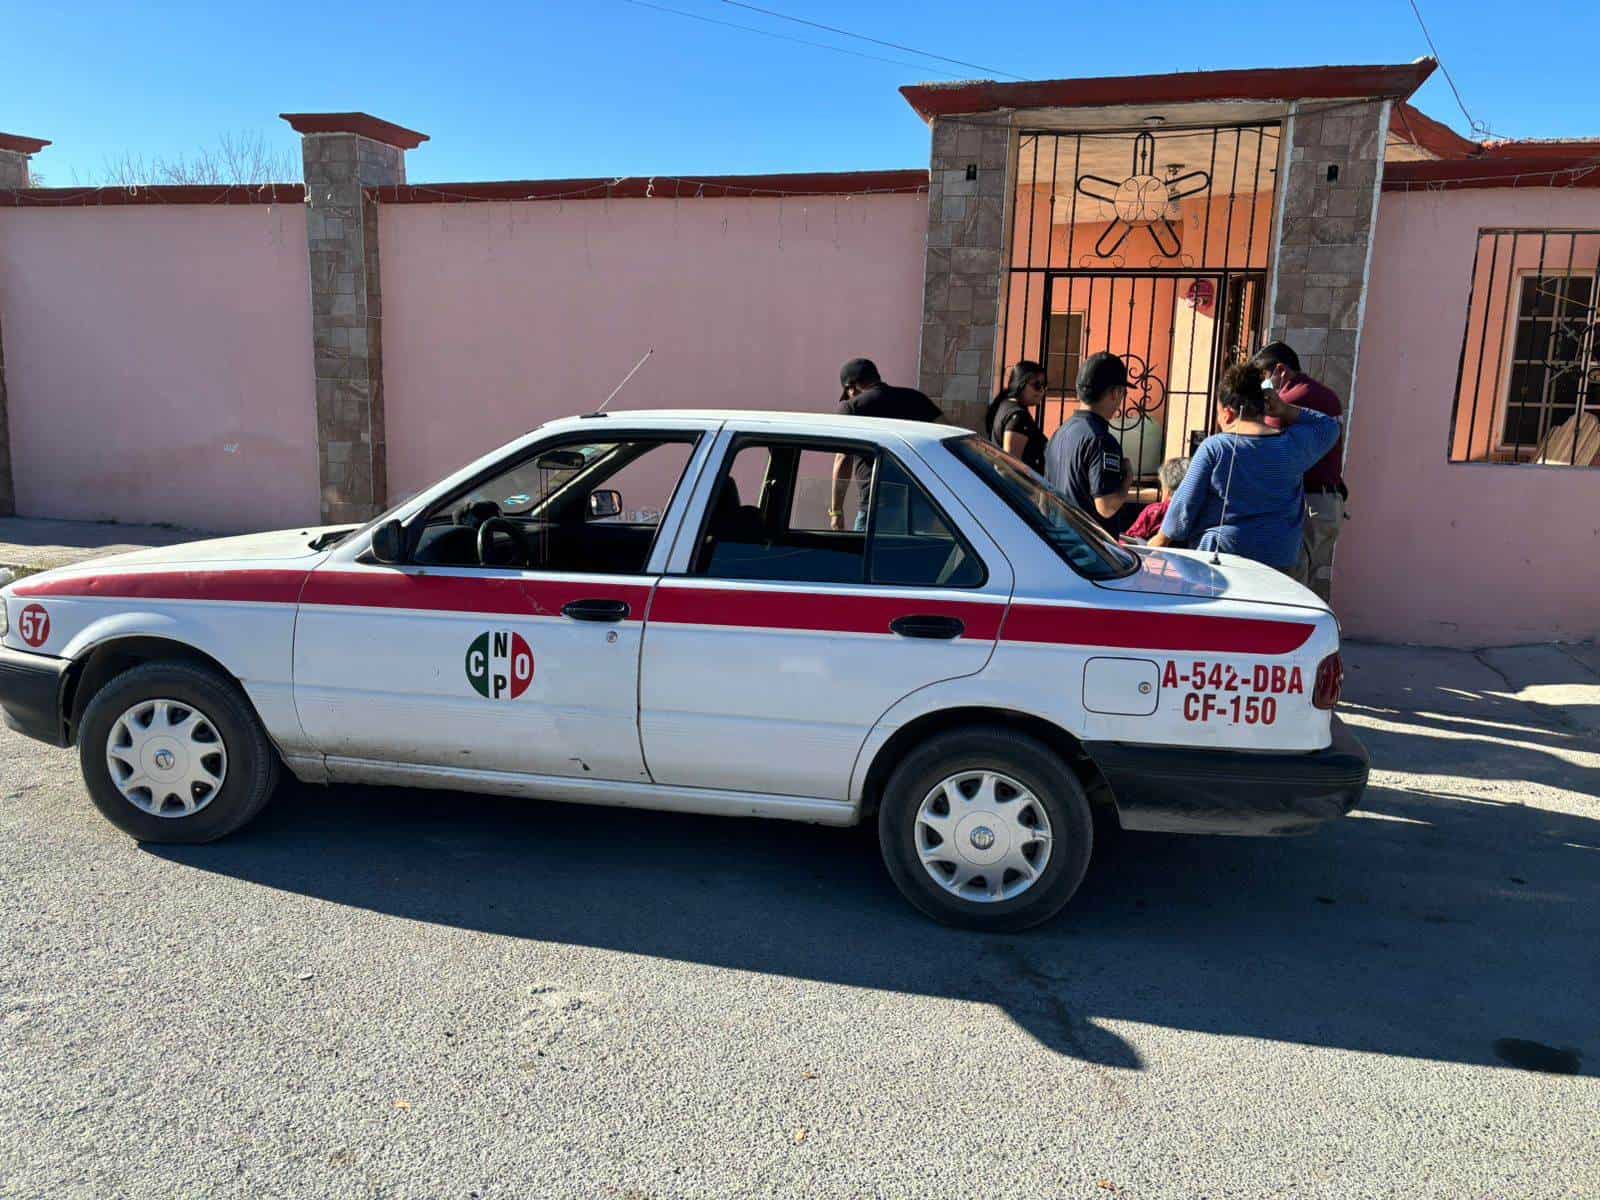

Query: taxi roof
[538,409,970,446]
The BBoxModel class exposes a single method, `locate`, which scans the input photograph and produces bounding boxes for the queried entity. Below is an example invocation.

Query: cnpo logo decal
[17,604,50,648]
[466,630,533,700]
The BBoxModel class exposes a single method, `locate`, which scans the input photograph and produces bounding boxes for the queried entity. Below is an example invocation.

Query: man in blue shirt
[1045,352,1131,532]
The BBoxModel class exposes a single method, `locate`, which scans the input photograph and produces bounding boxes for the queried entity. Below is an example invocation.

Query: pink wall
[1340,187,1600,647]
[0,205,319,531]
[379,193,927,500]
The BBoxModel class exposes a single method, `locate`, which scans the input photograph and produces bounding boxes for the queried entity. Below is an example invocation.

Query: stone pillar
[0,132,48,189]
[282,113,428,524]
[1266,100,1392,412]
[0,133,48,515]
[918,116,1012,431]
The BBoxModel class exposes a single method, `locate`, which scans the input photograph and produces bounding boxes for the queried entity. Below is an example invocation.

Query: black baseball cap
[1076,351,1128,403]
[840,358,882,389]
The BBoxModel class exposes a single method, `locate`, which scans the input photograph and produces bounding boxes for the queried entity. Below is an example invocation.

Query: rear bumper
[0,644,71,748]
[1086,717,1369,836]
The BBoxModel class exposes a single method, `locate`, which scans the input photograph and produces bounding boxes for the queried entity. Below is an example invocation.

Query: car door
[293,427,713,782]
[639,429,1014,799]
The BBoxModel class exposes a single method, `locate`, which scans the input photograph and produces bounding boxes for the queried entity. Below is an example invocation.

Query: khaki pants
[1299,493,1344,604]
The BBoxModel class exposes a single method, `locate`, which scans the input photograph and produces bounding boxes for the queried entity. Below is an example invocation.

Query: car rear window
[947,435,1138,580]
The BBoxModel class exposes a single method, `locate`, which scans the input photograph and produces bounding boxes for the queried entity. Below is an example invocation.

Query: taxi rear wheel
[78,661,280,844]
[878,728,1092,931]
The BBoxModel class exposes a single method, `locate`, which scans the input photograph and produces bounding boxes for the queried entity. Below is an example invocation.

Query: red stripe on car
[649,585,1006,639]
[13,569,309,605]
[300,570,653,619]
[1001,604,1312,654]
[15,569,1312,653]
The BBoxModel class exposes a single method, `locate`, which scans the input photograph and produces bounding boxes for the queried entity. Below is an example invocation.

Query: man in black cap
[1045,351,1131,531]
[829,358,941,529]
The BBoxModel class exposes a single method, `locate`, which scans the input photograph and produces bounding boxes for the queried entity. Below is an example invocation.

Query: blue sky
[6,0,1597,185]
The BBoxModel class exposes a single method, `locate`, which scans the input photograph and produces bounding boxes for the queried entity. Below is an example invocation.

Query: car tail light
[1312,652,1343,710]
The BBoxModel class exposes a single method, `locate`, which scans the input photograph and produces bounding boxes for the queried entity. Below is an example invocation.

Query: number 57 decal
[18,604,50,648]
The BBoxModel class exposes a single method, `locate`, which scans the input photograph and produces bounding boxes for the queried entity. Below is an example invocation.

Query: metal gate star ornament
[1107,353,1167,435]
[1075,132,1211,260]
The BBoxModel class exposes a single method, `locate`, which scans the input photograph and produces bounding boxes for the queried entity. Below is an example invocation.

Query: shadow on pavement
[149,727,1598,1076]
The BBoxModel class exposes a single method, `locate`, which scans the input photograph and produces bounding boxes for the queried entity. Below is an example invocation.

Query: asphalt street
[1,642,1596,1199]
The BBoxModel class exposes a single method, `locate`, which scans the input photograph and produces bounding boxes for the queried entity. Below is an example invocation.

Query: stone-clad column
[0,132,47,189]
[1267,100,1392,413]
[918,116,1012,431]
[282,113,428,524]
[0,132,49,515]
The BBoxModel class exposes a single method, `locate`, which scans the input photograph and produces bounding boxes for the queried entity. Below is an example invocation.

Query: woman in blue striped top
[1148,361,1340,572]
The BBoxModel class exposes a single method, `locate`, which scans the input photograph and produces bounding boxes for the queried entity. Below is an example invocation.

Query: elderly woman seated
[1123,456,1191,542]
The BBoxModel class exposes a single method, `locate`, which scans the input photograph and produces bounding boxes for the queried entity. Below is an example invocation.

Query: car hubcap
[105,699,228,818]
[914,769,1053,903]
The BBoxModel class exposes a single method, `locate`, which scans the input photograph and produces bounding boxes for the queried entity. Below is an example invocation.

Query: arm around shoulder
[1287,406,1340,464]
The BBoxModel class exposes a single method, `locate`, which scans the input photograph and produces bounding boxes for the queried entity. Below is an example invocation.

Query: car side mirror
[588,489,622,520]
[370,519,407,564]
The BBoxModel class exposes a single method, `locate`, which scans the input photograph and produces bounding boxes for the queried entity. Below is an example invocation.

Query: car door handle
[562,598,631,622]
[890,614,965,640]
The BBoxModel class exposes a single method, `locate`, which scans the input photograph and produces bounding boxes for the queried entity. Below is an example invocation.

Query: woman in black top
[985,360,1048,473]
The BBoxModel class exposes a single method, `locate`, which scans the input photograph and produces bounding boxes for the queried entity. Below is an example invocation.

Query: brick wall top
[1384,156,1600,191]
[370,170,929,204]
[0,183,306,207]
[0,168,930,209]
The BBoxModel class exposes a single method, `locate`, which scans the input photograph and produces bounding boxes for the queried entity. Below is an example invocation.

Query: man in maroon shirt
[1254,341,1345,603]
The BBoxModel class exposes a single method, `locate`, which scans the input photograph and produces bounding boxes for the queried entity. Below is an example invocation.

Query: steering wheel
[476,516,532,567]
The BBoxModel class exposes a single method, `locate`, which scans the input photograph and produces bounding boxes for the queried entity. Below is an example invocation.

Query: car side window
[695,441,869,583]
[868,455,985,588]
[791,449,866,533]
[693,439,983,588]
[412,435,697,574]
[585,442,695,525]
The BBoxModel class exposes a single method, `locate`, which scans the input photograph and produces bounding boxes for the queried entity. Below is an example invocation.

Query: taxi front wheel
[77,661,281,844]
[878,728,1093,931]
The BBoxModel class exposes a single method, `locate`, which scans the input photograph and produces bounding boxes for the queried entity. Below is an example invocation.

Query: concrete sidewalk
[0,517,213,578]
[1344,638,1600,739]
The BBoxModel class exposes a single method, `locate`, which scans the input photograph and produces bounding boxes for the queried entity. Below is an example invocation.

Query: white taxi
[0,411,1366,930]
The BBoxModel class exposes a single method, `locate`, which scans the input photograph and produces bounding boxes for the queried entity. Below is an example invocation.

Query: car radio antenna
[1212,441,1238,566]
[585,347,654,418]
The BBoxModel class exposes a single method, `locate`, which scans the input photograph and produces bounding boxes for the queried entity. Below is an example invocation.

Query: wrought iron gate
[1000,124,1280,483]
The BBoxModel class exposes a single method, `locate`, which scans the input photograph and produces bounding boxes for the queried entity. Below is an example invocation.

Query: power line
[1404,0,1493,138]
[615,0,968,79]
[717,0,1023,80]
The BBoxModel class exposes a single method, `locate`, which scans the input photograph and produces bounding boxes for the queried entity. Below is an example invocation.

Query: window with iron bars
[1450,229,1600,466]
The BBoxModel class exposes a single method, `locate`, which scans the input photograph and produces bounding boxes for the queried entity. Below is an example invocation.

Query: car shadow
[148,725,1598,1076]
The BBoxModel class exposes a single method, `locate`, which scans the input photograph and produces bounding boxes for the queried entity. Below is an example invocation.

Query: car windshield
[947,435,1139,580]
